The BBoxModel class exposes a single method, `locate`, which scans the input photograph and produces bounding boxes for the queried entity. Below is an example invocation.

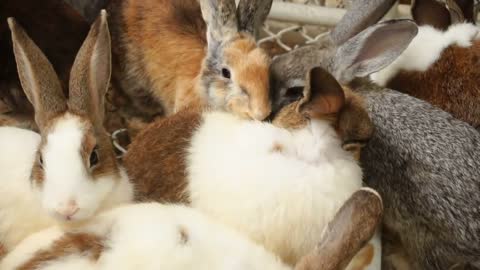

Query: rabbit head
[411,0,476,30]
[198,0,273,121]
[271,0,418,111]
[8,11,128,224]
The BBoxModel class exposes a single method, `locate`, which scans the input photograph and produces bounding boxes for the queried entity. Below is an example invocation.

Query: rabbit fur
[107,0,273,121]
[124,66,375,266]
[371,0,480,128]
[269,0,480,268]
[0,189,383,270]
[0,11,133,253]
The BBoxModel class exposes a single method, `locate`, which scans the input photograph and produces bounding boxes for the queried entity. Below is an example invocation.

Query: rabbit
[269,0,480,268]
[0,0,90,131]
[0,188,383,270]
[107,0,273,121]
[0,11,133,254]
[123,64,376,267]
[370,0,480,129]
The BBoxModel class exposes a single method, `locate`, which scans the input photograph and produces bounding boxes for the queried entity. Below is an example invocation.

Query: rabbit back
[187,111,363,264]
[359,86,480,268]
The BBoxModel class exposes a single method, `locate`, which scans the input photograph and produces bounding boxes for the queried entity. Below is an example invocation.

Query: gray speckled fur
[358,81,480,269]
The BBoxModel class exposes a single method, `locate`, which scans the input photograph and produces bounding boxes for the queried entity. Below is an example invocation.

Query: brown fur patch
[108,0,207,116]
[18,233,104,270]
[224,36,271,119]
[336,87,374,147]
[387,40,480,128]
[124,108,202,203]
[178,226,189,245]
[270,142,284,153]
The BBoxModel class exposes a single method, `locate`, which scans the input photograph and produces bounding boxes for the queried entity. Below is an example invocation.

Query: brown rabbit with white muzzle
[107,0,273,121]
[0,11,133,254]
[371,0,480,129]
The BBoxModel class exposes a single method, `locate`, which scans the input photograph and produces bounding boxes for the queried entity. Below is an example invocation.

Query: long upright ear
[298,67,345,119]
[236,0,273,39]
[8,18,67,131]
[294,188,383,270]
[330,0,397,45]
[68,10,111,127]
[332,20,418,84]
[199,0,238,49]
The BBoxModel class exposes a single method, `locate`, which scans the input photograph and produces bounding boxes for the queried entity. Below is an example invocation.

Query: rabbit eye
[221,68,231,79]
[89,146,99,168]
[286,86,304,101]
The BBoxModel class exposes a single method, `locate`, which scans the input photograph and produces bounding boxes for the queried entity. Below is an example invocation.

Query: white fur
[0,126,54,250]
[371,23,480,86]
[0,114,133,251]
[40,114,132,222]
[1,203,292,270]
[187,111,363,264]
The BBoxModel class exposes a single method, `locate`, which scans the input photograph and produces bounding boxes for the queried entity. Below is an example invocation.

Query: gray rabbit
[270,0,480,269]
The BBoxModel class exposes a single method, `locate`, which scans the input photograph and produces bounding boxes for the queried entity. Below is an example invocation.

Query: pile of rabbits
[1,0,480,269]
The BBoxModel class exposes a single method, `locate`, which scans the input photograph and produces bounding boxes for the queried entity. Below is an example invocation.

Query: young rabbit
[0,11,133,253]
[0,188,383,270]
[124,65,376,267]
[107,0,273,120]
[270,0,480,268]
[0,0,89,130]
[371,0,480,129]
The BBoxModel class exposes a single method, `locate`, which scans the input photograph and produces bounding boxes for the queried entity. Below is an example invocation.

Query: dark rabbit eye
[222,68,231,79]
[89,146,99,168]
[284,86,304,103]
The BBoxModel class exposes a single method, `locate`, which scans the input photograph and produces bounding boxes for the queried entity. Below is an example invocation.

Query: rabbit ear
[411,0,453,30]
[446,0,476,24]
[68,10,111,127]
[330,0,397,45]
[8,17,67,131]
[236,0,273,38]
[199,0,238,49]
[298,67,345,118]
[331,19,418,84]
[294,188,383,270]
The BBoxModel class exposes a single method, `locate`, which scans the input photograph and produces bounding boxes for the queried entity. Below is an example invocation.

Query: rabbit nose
[251,108,271,121]
[55,200,79,220]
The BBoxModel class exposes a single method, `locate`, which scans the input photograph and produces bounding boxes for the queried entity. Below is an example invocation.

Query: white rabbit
[0,10,133,253]
[0,189,382,270]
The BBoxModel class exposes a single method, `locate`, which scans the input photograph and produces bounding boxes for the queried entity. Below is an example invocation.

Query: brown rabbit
[123,66,375,266]
[107,0,273,121]
[0,0,89,130]
[371,0,480,129]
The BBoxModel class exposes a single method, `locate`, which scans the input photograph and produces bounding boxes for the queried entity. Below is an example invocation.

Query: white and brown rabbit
[0,188,383,270]
[107,0,273,121]
[123,66,376,266]
[0,11,133,254]
[371,0,480,129]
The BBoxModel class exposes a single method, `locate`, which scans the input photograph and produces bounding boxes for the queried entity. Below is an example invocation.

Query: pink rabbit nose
[55,200,79,220]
